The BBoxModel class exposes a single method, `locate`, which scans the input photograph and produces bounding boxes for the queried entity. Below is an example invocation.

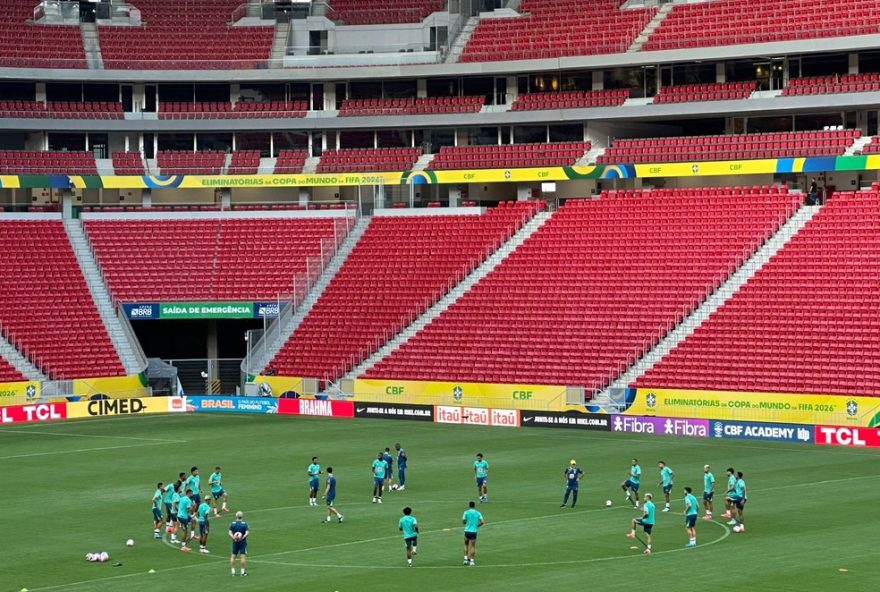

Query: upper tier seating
[112,152,146,175]
[782,73,880,96]
[0,100,123,119]
[510,90,630,111]
[644,0,880,51]
[0,151,97,175]
[654,82,756,103]
[156,151,226,175]
[636,189,880,396]
[0,356,25,382]
[0,220,124,379]
[158,101,308,119]
[365,187,799,386]
[316,148,422,173]
[597,129,860,164]
[228,151,260,175]
[338,96,484,117]
[0,0,86,68]
[328,0,445,24]
[461,0,654,63]
[274,150,309,174]
[429,142,590,170]
[268,203,541,381]
[84,217,343,302]
[98,0,273,70]
[860,137,880,154]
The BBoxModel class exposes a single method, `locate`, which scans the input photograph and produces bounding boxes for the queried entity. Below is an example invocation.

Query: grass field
[3,412,877,592]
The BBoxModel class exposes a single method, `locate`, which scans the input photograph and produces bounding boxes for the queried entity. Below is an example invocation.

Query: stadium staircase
[80,22,104,69]
[302,156,320,174]
[444,16,480,64]
[269,21,290,67]
[627,2,673,53]
[846,136,874,155]
[63,218,147,375]
[600,197,820,398]
[0,333,48,381]
[345,210,552,381]
[244,216,371,375]
[411,153,435,171]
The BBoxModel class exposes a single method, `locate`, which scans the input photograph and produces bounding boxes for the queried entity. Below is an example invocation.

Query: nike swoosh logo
[356,408,366,412]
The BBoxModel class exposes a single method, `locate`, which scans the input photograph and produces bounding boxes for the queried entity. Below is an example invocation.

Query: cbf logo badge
[452,386,463,402]
[846,400,858,417]
[713,421,724,438]
[25,384,38,401]
[645,393,657,409]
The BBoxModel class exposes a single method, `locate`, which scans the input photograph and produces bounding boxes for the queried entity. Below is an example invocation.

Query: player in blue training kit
[308,457,322,507]
[395,443,407,490]
[729,471,748,532]
[702,465,715,519]
[228,512,249,576]
[209,466,228,516]
[560,460,584,508]
[186,467,201,506]
[152,482,164,539]
[722,467,737,519]
[622,458,642,508]
[399,507,419,566]
[372,452,387,503]
[628,493,655,554]
[683,486,699,547]
[383,448,394,492]
[462,501,485,566]
[323,467,344,523]
[658,461,674,512]
[474,453,489,503]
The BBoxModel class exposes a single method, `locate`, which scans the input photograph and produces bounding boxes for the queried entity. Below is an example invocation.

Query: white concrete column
[716,63,725,84]
[230,83,240,106]
[506,75,518,104]
[323,82,336,111]
[849,53,859,75]
[416,79,427,98]
[591,71,604,91]
[35,82,47,103]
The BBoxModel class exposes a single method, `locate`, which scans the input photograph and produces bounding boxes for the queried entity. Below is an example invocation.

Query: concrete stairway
[258,158,276,174]
[95,158,115,176]
[63,218,147,376]
[0,333,48,381]
[344,211,553,380]
[411,153,435,172]
[302,156,320,174]
[846,135,873,156]
[244,216,371,374]
[600,199,819,397]
[627,2,673,53]
[269,21,290,67]
[80,22,104,69]
[444,16,479,64]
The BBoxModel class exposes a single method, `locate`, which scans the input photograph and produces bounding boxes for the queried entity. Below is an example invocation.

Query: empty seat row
[430,142,590,170]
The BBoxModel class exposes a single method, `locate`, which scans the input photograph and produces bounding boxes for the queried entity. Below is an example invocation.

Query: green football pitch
[3,413,877,592]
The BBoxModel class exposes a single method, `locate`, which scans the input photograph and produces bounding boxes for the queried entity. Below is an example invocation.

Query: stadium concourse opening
[131,318,262,395]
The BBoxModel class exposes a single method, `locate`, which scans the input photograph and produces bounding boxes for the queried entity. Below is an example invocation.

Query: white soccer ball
[86,553,95,561]
[233,532,243,541]
[733,525,743,533]
[605,500,613,507]
[126,539,135,547]
[99,552,109,562]
[390,484,399,491]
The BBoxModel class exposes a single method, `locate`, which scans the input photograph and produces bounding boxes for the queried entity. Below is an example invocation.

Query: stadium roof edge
[2,35,880,84]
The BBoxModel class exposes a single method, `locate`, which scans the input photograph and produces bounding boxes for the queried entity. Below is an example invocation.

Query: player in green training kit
[399,507,419,566]
[627,493,655,554]
[729,471,748,532]
[722,467,736,519]
[622,458,641,508]
[323,467,343,523]
[474,453,489,503]
[308,457,322,507]
[197,497,211,553]
[462,501,485,566]
[209,466,229,516]
[186,467,201,506]
[658,461,674,512]
[176,489,195,551]
[372,452,387,503]
[702,465,715,520]
[683,486,698,547]
[152,482,164,539]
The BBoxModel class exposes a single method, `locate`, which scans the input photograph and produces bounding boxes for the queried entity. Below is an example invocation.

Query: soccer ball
[233,532,243,541]
[99,552,109,562]
[165,525,174,533]
[733,525,743,533]
[605,500,613,507]
[126,539,135,547]
[390,484,399,491]
[86,553,95,561]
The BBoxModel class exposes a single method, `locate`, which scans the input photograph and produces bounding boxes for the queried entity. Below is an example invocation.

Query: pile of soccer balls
[85,552,110,563]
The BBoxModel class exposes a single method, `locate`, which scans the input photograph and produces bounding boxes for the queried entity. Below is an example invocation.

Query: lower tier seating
[637,190,880,396]
[365,187,799,386]
[0,221,124,379]
[316,148,421,173]
[268,202,542,381]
